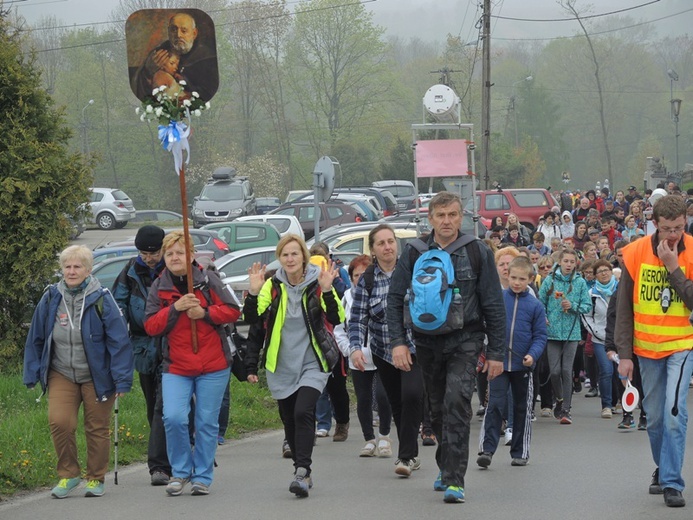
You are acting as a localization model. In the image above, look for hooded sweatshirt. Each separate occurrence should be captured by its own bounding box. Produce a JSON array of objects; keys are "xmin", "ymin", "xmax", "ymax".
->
[
  {"xmin": 51, "ymin": 276, "xmax": 102, "ymax": 384},
  {"xmin": 559, "ymin": 211, "xmax": 575, "ymax": 239}
]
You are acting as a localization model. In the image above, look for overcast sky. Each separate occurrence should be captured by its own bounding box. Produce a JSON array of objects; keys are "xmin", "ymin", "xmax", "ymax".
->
[{"xmin": 14, "ymin": 0, "xmax": 692, "ymax": 43}]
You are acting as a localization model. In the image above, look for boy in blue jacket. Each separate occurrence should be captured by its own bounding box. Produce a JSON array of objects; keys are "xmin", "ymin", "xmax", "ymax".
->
[{"xmin": 477, "ymin": 256, "xmax": 548, "ymax": 467}]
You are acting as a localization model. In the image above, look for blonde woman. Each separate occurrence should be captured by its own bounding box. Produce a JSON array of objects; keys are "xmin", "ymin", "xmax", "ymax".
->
[{"xmin": 24, "ymin": 245, "xmax": 133, "ymax": 499}]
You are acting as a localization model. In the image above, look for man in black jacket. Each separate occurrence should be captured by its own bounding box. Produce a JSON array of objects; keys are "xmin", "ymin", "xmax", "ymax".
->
[
  {"xmin": 112, "ymin": 225, "xmax": 170, "ymax": 485},
  {"xmin": 387, "ymin": 192, "xmax": 506, "ymax": 504}
]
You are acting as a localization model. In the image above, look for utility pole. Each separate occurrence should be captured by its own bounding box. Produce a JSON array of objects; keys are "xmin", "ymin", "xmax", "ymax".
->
[{"xmin": 481, "ymin": 0, "xmax": 492, "ymax": 190}]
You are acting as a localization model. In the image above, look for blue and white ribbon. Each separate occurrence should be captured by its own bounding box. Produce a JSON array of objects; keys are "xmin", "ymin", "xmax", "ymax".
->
[{"xmin": 158, "ymin": 120, "xmax": 190, "ymax": 175}]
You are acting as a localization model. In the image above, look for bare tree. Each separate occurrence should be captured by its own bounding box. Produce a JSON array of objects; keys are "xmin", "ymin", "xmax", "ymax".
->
[
  {"xmin": 28, "ymin": 15, "xmax": 65, "ymax": 94},
  {"xmin": 562, "ymin": 0, "xmax": 613, "ymax": 189}
]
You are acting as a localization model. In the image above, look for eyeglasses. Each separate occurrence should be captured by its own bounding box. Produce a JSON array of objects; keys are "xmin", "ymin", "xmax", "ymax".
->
[
  {"xmin": 658, "ymin": 226, "xmax": 685, "ymax": 235},
  {"xmin": 540, "ymin": 265, "xmax": 552, "ymax": 270},
  {"xmin": 595, "ymin": 269, "xmax": 612, "ymax": 275}
]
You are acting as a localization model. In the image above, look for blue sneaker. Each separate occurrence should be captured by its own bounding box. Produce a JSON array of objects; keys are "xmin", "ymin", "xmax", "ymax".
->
[
  {"xmin": 444, "ymin": 485, "xmax": 465, "ymax": 503},
  {"xmin": 84, "ymin": 479, "xmax": 104, "ymax": 497},
  {"xmin": 433, "ymin": 471, "xmax": 446, "ymax": 491},
  {"xmin": 51, "ymin": 477, "xmax": 81, "ymax": 499}
]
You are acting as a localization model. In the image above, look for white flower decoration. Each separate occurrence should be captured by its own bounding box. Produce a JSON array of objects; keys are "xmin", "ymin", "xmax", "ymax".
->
[
  {"xmin": 192, "ymin": 91, "xmax": 199, "ymax": 99},
  {"xmin": 145, "ymin": 105, "xmax": 153, "ymax": 113},
  {"xmin": 183, "ymin": 99, "xmax": 192, "ymax": 107},
  {"xmin": 194, "ymin": 109, "xmax": 202, "ymax": 117},
  {"xmin": 179, "ymin": 80, "xmax": 187, "ymax": 86},
  {"xmin": 205, "ymin": 102, "xmax": 211, "ymax": 109}
]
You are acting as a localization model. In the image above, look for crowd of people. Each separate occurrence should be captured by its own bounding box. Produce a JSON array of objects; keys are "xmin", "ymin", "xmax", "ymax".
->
[{"xmin": 22, "ymin": 183, "xmax": 693, "ymax": 509}]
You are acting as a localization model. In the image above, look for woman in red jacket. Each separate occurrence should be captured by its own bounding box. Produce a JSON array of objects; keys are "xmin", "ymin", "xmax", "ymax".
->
[{"xmin": 145, "ymin": 231, "xmax": 241, "ymax": 497}]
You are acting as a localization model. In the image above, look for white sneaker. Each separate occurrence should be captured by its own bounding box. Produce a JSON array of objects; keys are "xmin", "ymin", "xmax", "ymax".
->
[
  {"xmin": 315, "ymin": 429, "xmax": 329, "ymax": 437},
  {"xmin": 394, "ymin": 458, "xmax": 414, "ymax": 477},
  {"xmin": 360, "ymin": 440, "xmax": 377, "ymax": 457},
  {"xmin": 377, "ymin": 436, "xmax": 392, "ymax": 458},
  {"xmin": 504, "ymin": 428, "xmax": 513, "ymax": 446}
]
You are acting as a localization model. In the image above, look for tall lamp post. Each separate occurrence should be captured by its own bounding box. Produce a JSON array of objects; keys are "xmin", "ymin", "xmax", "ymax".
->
[
  {"xmin": 667, "ymin": 70, "xmax": 680, "ymax": 173},
  {"xmin": 511, "ymin": 75, "xmax": 532, "ymax": 147},
  {"xmin": 81, "ymin": 99, "xmax": 94, "ymax": 154},
  {"xmin": 672, "ymin": 98, "xmax": 682, "ymax": 173}
]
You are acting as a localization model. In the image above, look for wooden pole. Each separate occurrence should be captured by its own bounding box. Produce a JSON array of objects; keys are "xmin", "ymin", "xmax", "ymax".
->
[{"xmin": 179, "ymin": 162, "xmax": 198, "ymax": 354}]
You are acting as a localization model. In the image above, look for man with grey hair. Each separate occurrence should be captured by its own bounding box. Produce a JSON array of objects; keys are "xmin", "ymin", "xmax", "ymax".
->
[
  {"xmin": 134, "ymin": 12, "xmax": 218, "ymax": 101},
  {"xmin": 572, "ymin": 197, "xmax": 590, "ymax": 223}
]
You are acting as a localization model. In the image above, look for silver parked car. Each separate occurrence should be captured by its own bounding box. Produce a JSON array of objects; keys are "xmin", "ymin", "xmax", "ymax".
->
[{"xmin": 88, "ymin": 187, "xmax": 136, "ymax": 230}]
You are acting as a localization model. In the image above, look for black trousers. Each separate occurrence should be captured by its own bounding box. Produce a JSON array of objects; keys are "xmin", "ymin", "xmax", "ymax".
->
[
  {"xmin": 417, "ymin": 338, "xmax": 482, "ymax": 489},
  {"xmin": 373, "ymin": 355, "xmax": 423, "ymax": 461},
  {"xmin": 278, "ymin": 387, "xmax": 321, "ymax": 475},
  {"xmin": 325, "ymin": 356, "xmax": 350, "ymax": 425},
  {"xmin": 145, "ymin": 371, "xmax": 171, "ymax": 476},
  {"xmin": 352, "ymin": 370, "xmax": 392, "ymax": 440}
]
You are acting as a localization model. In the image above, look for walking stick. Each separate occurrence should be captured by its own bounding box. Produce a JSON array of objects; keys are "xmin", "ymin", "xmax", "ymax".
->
[{"xmin": 114, "ymin": 396, "xmax": 120, "ymax": 485}]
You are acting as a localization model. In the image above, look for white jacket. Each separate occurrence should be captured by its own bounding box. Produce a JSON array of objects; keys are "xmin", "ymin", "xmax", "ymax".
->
[
  {"xmin": 580, "ymin": 287, "xmax": 611, "ymax": 344},
  {"xmin": 334, "ymin": 288, "xmax": 376, "ymax": 370}
]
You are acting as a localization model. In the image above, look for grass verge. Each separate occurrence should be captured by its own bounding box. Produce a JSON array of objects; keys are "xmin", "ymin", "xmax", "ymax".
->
[{"xmin": 0, "ymin": 370, "xmax": 281, "ymax": 500}]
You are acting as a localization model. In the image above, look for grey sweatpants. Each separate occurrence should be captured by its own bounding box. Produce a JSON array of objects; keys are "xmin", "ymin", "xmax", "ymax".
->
[{"xmin": 546, "ymin": 340, "xmax": 578, "ymax": 412}]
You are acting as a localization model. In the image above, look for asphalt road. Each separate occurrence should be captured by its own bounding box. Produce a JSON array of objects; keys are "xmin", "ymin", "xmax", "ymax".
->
[
  {"xmin": 3, "ymin": 388, "xmax": 692, "ymax": 519},
  {"xmin": 74, "ymin": 226, "xmax": 141, "ymax": 250}
]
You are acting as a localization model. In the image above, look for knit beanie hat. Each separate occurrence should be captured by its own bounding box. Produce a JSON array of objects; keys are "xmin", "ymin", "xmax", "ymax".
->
[{"xmin": 135, "ymin": 225, "xmax": 165, "ymax": 252}]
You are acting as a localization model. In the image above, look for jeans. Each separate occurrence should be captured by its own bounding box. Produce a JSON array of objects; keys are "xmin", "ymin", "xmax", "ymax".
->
[
  {"xmin": 315, "ymin": 389, "xmax": 332, "ymax": 431},
  {"xmin": 162, "ymin": 368, "xmax": 230, "ymax": 486},
  {"xmin": 592, "ymin": 342, "xmax": 613, "ymax": 409},
  {"xmin": 638, "ymin": 351, "xmax": 693, "ymax": 492},
  {"xmin": 218, "ymin": 382, "xmax": 231, "ymax": 438}
]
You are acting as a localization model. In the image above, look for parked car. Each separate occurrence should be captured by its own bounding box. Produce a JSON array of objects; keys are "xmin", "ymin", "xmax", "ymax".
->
[
  {"xmin": 201, "ymin": 221, "xmax": 281, "ymax": 252},
  {"xmin": 326, "ymin": 228, "xmax": 419, "ymax": 256},
  {"xmin": 130, "ymin": 210, "xmax": 184, "ymax": 225},
  {"xmin": 92, "ymin": 246, "xmax": 139, "ymax": 266},
  {"xmin": 293, "ymin": 192, "xmax": 382, "ymax": 221},
  {"xmin": 235, "ymin": 214, "xmax": 305, "ymax": 240},
  {"xmin": 465, "ymin": 188, "xmax": 557, "ymax": 230},
  {"xmin": 385, "ymin": 209, "xmax": 490, "ymax": 238},
  {"xmin": 333, "ymin": 187, "xmax": 398, "ymax": 217},
  {"xmin": 255, "ymin": 197, "xmax": 281, "ymax": 215},
  {"xmin": 214, "ymin": 246, "xmax": 277, "ymax": 301},
  {"xmin": 270, "ymin": 201, "xmax": 361, "ymax": 240},
  {"xmin": 372, "ymin": 180, "xmax": 418, "ymax": 210},
  {"xmin": 88, "ymin": 187, "xmax": 136, "ymax": 230},
  {"xmin": 97, "ymin": 229, "xmax": 230, "ymax": 261},
  {"xmin": 191, "ymin": 167, "xmax": 256, "ymax": 227},
  {"xmin": 266, "ymin": 251, "xmax": 359, "ymax": 275},
  {"xmin": 285, "ymin": 190, "xmax": 311, "ymax": 203},
  {"xmin": 92, "ymin": 255, "xmax": 137, "ymax": 290}
]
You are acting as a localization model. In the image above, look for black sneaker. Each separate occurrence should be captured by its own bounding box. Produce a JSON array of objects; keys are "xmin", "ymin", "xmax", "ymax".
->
[
  {"xmin": 663, "ymin": 488, "xmax": 686, "ymax": 507},
  {"xmin": 476, "ymin": 452, "xmax": 493, "ymax": 468},
  {"xmin": 282, "ymin": 439, "xmax": 292, "ymax": 459},
  {"xmin": 559, "ymin": 411, "xmax": 573, "ymax": 425},
  {"xmin": 476, "ymin": 405, "xmax": 486, "ymax": 417},
  {"xmin": 618, "ymin": 413, "xmax": 635, "ymax": 430},
  {"xmin": 664, "ymin": 488, "xmax": 686, "ymax": 507},
  {"xmin": 573, "ymin": 379, "xmax": 582, "ymax": 393},
  {"xmin": 638, "ymin": 414, "xmax": 647, "ymax": 431},
  {"xmin": 650, "ymin": 468, "xmax": 663, "ymax": 495},
  {"xmin": 553, "ymin": 400, "xmax": 563, "ymax": 420}
]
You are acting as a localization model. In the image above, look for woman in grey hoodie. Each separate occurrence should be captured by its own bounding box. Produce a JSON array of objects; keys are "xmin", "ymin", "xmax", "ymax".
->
[{"xmin": 243, "ymin": 234, "xmax": 344, "ymax": 498}]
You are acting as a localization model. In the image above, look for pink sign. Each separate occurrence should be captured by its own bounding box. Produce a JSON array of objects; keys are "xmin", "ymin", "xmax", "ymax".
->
[{"xmin": 415, "ymin": 139, "xmax": 469, "ymax": 178}]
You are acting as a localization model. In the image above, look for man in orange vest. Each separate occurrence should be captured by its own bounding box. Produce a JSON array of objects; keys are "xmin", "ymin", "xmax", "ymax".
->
[{"xmin": 615, "ymin": 195, "xmax": 693, "ymax": 508}]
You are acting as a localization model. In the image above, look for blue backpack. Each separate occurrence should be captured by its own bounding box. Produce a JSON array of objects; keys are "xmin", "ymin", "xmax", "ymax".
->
[{"xmin": 404, "ymin": 235, "xmax": 478, "ymax": 335}]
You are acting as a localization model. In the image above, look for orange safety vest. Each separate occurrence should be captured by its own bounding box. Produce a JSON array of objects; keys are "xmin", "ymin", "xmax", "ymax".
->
[{"xmin": 622, "ymin": 234, "xmax": 693, "ymax": 359}]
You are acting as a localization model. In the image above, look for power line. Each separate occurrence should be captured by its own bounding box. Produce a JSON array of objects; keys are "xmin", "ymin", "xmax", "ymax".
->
[
  {"xmin": 491, "ymin": 0, "xmax": 660, "ymax": 23},
  {"xmin": 32, "ymin": 0, "xmax": 377, "ymax": 53},
  {"xmin": 492, "ymin": 6, "xmax": 693, "ymax": 42}
]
